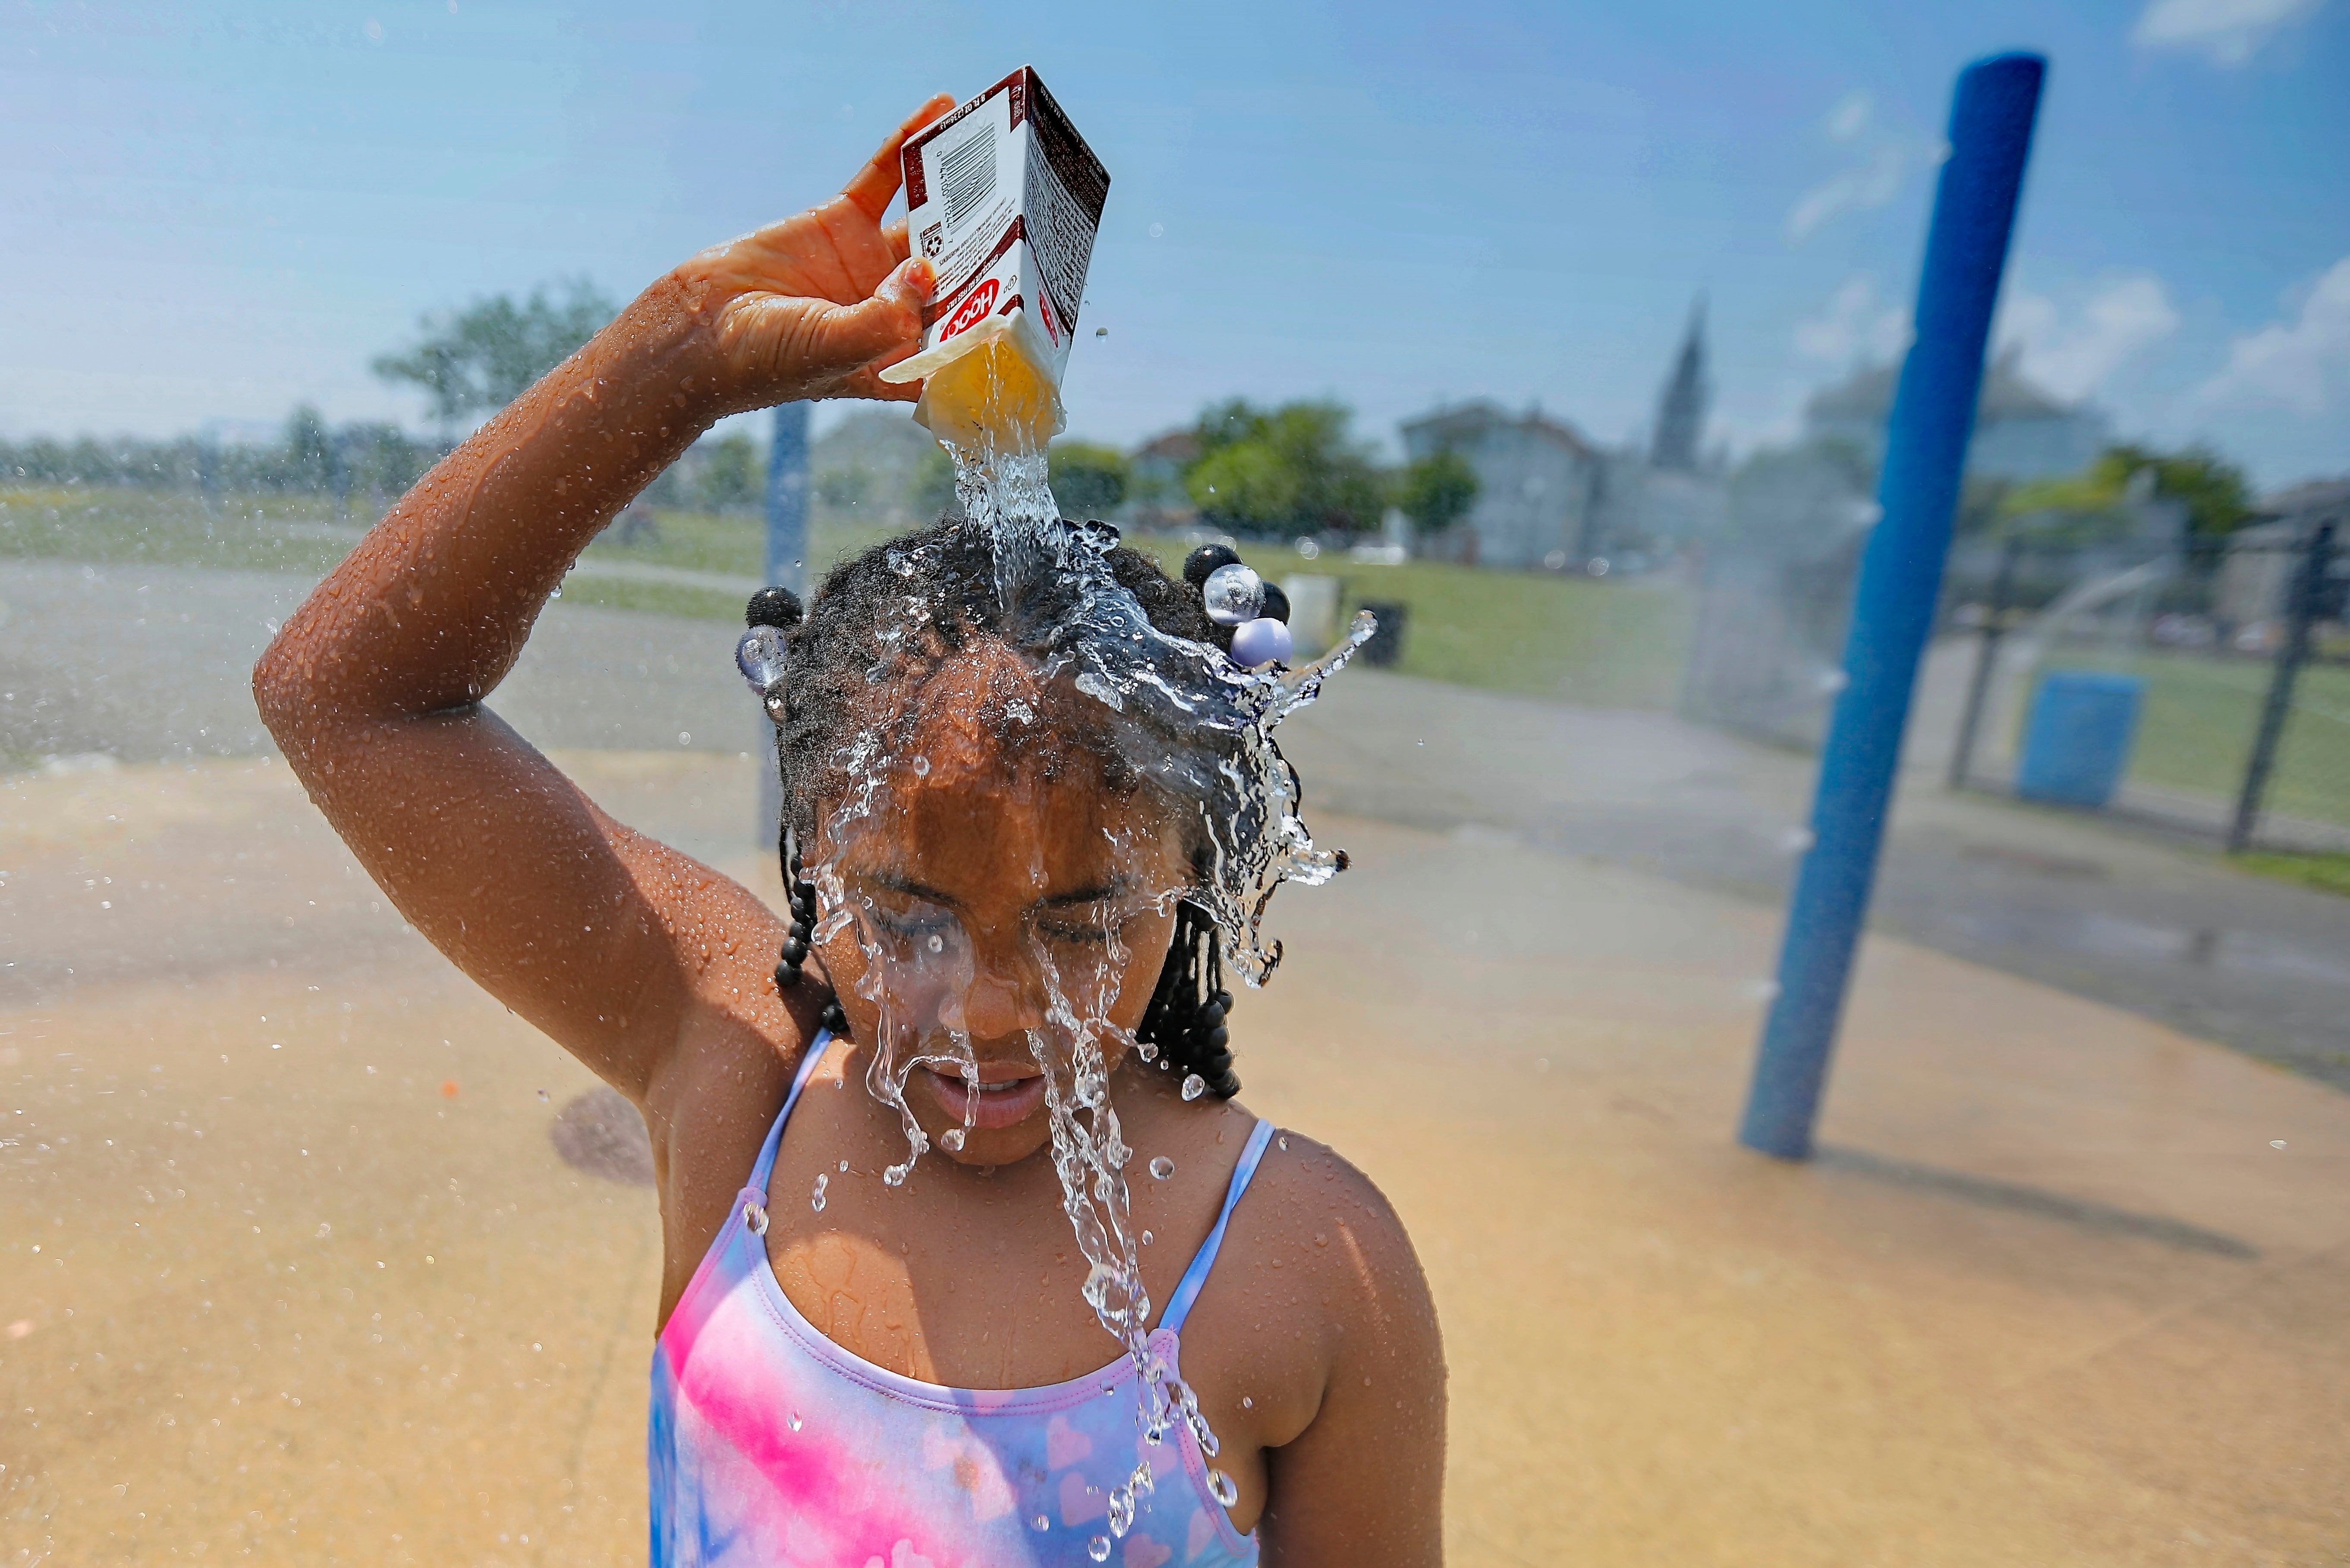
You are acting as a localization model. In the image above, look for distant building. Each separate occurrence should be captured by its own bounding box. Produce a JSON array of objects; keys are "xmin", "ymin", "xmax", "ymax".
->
[
  {"xmin": 1803, "ymin": 348, "xmax": 2109, "ymax": 483},
  {"xmin": 2216, "ymin": 477, "xmax": 2350, "ymax": 630},
  {"xmin": 1648, "ymin": 298, "xmax": 1710, "ymax": 475},
  {"xmin": 1398, "ymin": 402, "xmax": 1601, "ymax": 569},
  {"xmin": 1128, "ymin": 429, "xmax": 1201, "ymax": 525}
]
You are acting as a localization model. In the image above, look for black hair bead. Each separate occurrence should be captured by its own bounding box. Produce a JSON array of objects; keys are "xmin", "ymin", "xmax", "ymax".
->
[
  {"xmin": 1258, "ymin": 580, "xmax": 1290, "ymax": 624},
  {"xmin": 746, "ymin": 586, "xmax": 804, "ymax": 630},
  {"xmin": 774, "ymin": 960, "xmax": 799, "ymax": 991},
  {"xmin": 820, "ymin": 999, "xmax": 848, "ymax": 1035},
  {"xmin": 1183, "ymin": 544, "xmax": 1242, "ymax": 590}
]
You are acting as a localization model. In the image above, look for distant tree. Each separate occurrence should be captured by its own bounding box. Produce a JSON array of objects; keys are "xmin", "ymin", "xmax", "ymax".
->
[
  {"xmin": 912, "ymin": 446, "xmax": 960, "ymax": 520},
  {"xmin": 2001, "ymin": 443, "xmax": 2252, "ymax": 547},
  {"xmin": 1185, "ymin": 399, "xmax": 1384, "ymax": 535},
  {"xmin": 817, "ymin": 465, "xmax": 874, "ymax": 510},
  {"xmin": 282, "ymin": 404, "xmax": 334, "ymax": 492},
  {"xmin": 696, "ymin": 433, "xmax": 763, "ymax": 513},
  {"xmin": 1050, "ymin": 441, "xmax": 1129, "ymax": 517},
  {"xmin": 372, "ymin": 279, "xmax": 617, "ymax": 427},
  {"xmin": 1396, "ymin": 449, "xmax": 1479, "ymax": 534},
  {"xmin": 339, "ymin": 423, "xmax": 434, "ymax": 502}
]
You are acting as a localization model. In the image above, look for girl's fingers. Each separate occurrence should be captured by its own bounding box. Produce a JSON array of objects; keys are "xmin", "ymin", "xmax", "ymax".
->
[
  {"xmin": 882, "ymin": 216, "xmax": 911, "ymax": 264},
  {"xmin": 798, "ymin": 256, "xmax": 932, "ymax": 380},
  {"xmin": 843, "ymin": 92, "xmax": 956, "ymax": 220}
]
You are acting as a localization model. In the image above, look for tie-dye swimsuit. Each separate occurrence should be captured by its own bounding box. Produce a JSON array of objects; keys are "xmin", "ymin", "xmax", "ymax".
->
[{"xmin": 650, "ymin": 1033, "xmax": 1267, "ymax": 1567}]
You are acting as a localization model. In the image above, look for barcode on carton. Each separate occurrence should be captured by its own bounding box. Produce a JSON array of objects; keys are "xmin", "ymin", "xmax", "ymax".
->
[{"xmin": 938, "ymin": 126, "xmax": 998, "ymax": 230}]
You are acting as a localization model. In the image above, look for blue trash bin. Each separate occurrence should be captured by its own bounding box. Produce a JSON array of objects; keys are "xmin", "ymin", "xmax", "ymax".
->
[{"xmin": 2016, "ymin": 670, "xmax": 2144, "ymax": 809}]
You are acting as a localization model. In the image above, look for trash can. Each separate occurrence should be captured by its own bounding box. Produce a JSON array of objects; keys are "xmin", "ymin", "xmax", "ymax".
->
[
  {"xmin": 1356, "ymin": 600, "xmax": 1408, "ymax": 667},
  {"xmin": 2016, "ymin": 671, "xmax": 2144, "ymax": 809}
]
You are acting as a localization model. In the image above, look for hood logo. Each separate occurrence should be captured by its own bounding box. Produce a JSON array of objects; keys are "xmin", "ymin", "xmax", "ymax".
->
[{"xmin": 941, "ymin": 277, "xmax": 1000, "ymax": 340}]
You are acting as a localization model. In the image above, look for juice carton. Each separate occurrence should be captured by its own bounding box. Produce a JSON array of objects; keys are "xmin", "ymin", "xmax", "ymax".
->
[{"xmin": 877, "ymin": 66, "xmax": 1109, "ymax": 452}]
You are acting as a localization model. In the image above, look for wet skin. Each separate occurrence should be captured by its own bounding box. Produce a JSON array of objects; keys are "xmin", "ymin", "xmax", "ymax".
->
[{"xmin": 253, "ymin": 97, "xmax": 1443, "ymax": 1564}]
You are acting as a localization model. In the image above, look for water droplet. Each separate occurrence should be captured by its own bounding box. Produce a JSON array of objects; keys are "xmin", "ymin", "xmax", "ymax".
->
[
  {"xmin": 736, "ymin": 625, "xmax": 789, "ymax": 690},
  {"xmin": 1107, "ymin": 1484, "xmax": 1134, "ymax": 1535},
  {"xmin": 535, "ymin": 1088, "xmax": 548, "ymax": 1102},
  {"xmin": 1207, "ymin": 1469, "xmax": 1238, "ymax": 1507},
  {"xmin": 941, "ymin": 1128, "xmax": 965, "ymax": 1152},
  {"xmin": 810, "ymin": 1174, "xmax": 827, "ymax": 1213},
  {"xmin": 788, "ymin": 1411, "xmax": 803, "ymax": 1431},
  {"xmin": 1088, "ymin": 1536, "xmax": 1111, "ymax": 1562},
  {"xmin": 2271, "ymin": 1139, "xmax": 2287, "ymax": 1150},
  {"xmin": 926, "ymin": 933, "xmax": 944, "ymax": 953},
  {"xmin": 1034, "ymin": 1514, "xmax": 1050, "ymax": 1532},
  {"xmin": 1241, "ymin": 1395, "xmax": 1252, "ymax": 1408},
  {"xmin": 839, "ymin": 1159, "xmax": 849, "ymax": 1172},
  {"xmin": 1202, "ymin": 563, "xmax": 1264, "ymax": 626},
  {"xmin": 1277, "ymin": 1135, "xmax": 1288, "ymax": 1152},
  {"xmin": 887, "ymin": 548, "xmax": 915, "ymax": 577},
  {"xmin": 1149, "ymin": 1156, "xmax": 1174, "ymax": 1180},
  {"xmin": 1140, "ymin": 1229, "xmax": 1153, "ymax": 1245},
  {"xmin": 742, "ymin": 1201, "xmax": 768, "ymax": 1236},
  {"xmin": 1181, "ymin": 1073, "xmax": 1205, "ymax": 1101},
  {"xmin": 911, "ymin": 754, "xmax": 931, "ymax": 776}
]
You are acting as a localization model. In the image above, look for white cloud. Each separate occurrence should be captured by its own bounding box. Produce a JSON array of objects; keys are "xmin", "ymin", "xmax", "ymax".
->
[
  {"xmin": 1995, "ymin": 273, "xmax": 2180, "ymax": 402},
  {"xmin": 1786, "ymin": 144, "xmax": 1914, "ymax": 244},
  {"xmin": 2131, "ymin": 0, "xmax": 2324, "ymax": 65},
  {"xmin": 1825, "ymin": 91, "xmax": 1872, "ymax": 143},
  {"xmin": 2196, "ymin": 256, "xmax": 2350, "ymax": 412},
  {"xmin": 1785, "ymin": 90, "xmax": 1945, "ymax": 245},
  {"xmin": 1794, "ymin": 276, "xmax": 1913, "ymax": 365}
]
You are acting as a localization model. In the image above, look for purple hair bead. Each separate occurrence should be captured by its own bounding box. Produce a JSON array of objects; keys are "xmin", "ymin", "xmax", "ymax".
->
[{"xmin": 1230, "ymin": 616, "xmax": 1292, "ymax": 669}]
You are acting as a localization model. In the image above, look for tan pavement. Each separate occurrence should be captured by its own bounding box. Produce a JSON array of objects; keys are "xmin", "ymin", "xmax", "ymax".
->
[{"xmin": 3, "ymin": 754, "xmax": 2345, "ymax": 1565}]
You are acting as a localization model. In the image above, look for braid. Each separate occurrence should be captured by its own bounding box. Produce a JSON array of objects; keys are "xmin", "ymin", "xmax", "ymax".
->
[{"xmin": 1135, "ymin": 898, "xmax": 1239, "ymax": 1098}]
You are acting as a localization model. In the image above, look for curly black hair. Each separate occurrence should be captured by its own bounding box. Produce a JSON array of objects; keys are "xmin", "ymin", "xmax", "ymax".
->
[{"xmin": 752, "ymin": 516, "xmax": 1245, "ymax": 1098}]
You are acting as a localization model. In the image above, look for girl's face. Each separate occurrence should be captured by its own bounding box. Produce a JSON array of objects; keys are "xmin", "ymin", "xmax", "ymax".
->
[{"xmin": 811, "ymin": 666, "xmax": 1186, "ymax": 1169}]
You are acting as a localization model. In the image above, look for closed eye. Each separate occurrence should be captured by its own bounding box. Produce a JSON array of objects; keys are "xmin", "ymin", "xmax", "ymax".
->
[{"xmin": 1035, "ymin": 918, "xmax": 1114, "ymax": 946}]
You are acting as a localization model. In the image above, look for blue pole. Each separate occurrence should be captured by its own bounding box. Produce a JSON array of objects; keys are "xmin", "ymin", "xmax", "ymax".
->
[
  {"xmin": 764, "ymin": 401, "xmax": 811, "ymax": 597},
  {"xmin": 1738, "ymin": 53, "xmax": 2045, "ymax": 1160},
  {"xmin": 759, "ymin": 402, "xmax": 811, "ymax": 848}
]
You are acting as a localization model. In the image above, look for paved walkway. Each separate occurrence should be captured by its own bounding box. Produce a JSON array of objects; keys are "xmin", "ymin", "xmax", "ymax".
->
[{"xmin": 3, "ymin": 754, "xmax": 2344, "ymax": 1563}]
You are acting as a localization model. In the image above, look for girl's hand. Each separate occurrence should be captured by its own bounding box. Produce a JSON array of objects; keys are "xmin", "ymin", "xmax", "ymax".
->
[{"xmin": 670, "ymin": 92, "xmax": 956, "ymax": 414}]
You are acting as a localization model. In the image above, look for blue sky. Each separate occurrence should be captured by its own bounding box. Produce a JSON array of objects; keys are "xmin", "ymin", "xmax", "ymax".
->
[{"xmin": 3, "ymin": 0, "xmax": 2345, "ymax": 487}]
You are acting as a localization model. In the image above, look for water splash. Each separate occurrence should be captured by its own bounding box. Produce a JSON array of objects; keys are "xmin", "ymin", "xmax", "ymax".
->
[{"xmin": 941, "ymin": 437, "xmax": 1373, "ymax": 986}]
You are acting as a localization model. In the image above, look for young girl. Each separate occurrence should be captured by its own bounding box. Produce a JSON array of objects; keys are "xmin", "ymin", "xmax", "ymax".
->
[{"xmin": 255, "ymin": 96, "xmax": 1444, "ymax": 1567}]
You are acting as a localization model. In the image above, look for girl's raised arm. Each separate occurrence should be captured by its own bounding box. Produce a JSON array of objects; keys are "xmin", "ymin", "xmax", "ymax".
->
[{"xmin": 253, "ymin": 97, "xmax": 950, "ymax": 1105}]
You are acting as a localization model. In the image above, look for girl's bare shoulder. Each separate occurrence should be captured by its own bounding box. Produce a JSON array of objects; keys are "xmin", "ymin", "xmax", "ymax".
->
[{"xmin": 1236, "ymin": 1125, "xmax": 1425, "ymax": 1285}]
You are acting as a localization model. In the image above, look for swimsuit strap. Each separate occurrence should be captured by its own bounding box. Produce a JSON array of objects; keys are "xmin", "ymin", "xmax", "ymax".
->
[
  {"xmin": 1160, "ymin": 1119, "xmax": 1277, "ymax": 1335},
  {"xmin": 742, "ymin": 1030, "xmax": 834, "ymax": 1202}
]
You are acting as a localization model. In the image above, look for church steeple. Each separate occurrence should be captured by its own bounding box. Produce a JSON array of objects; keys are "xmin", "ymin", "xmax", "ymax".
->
[{"xmin": 1650, "ymin": 295, "xmax": 1710, "ymax": 474}]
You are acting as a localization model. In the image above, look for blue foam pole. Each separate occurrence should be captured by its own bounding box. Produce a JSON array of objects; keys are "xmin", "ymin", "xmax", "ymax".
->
[
  {"xmin": 1738, "ymin": 53, "xmax": 2045, "ymax": 1160},
  {"xmin": 758, "ymin": 402, "xmax": 811, "ymax": 847},
  {"xmin": 764, "ymin": 401, "xmax": 811, "ymax": 598}
]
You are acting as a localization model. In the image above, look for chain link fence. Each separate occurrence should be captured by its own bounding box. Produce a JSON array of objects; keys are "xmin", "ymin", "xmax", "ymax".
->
[{"xmin": 1946, "ymin": 515, "xmax": 2350, "ymax": 857}]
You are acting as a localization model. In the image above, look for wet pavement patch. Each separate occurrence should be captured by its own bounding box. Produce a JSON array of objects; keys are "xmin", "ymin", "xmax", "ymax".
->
[{"xmin": 551, "ymin": 1086, "xmax": 656, "ymax": 1187}]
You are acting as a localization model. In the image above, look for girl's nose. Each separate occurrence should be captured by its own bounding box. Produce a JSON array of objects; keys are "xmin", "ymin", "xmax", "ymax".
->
[{"xmin": 960, "ymin": 943, "xmax": 1047, "ymax": 1041}]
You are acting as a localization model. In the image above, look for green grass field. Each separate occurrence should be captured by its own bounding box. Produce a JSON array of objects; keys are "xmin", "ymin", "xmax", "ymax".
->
[
  {"xmin": 1119, "ymin": 540, "xmax": 1692, "ymax": 708},
  {"xmin": 3, "ymin": 487, "xmax": 1696, "ymax": 711},
  {"xmin": 2030, "ymin": 649, "xmax": 2350, "ymax": 830}
]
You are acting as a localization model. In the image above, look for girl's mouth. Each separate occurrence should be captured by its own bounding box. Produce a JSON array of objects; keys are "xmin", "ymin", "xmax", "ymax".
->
[{"xmin": 919, "ymin": 1064, "xmax": 1047, "ymax": 1131}]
